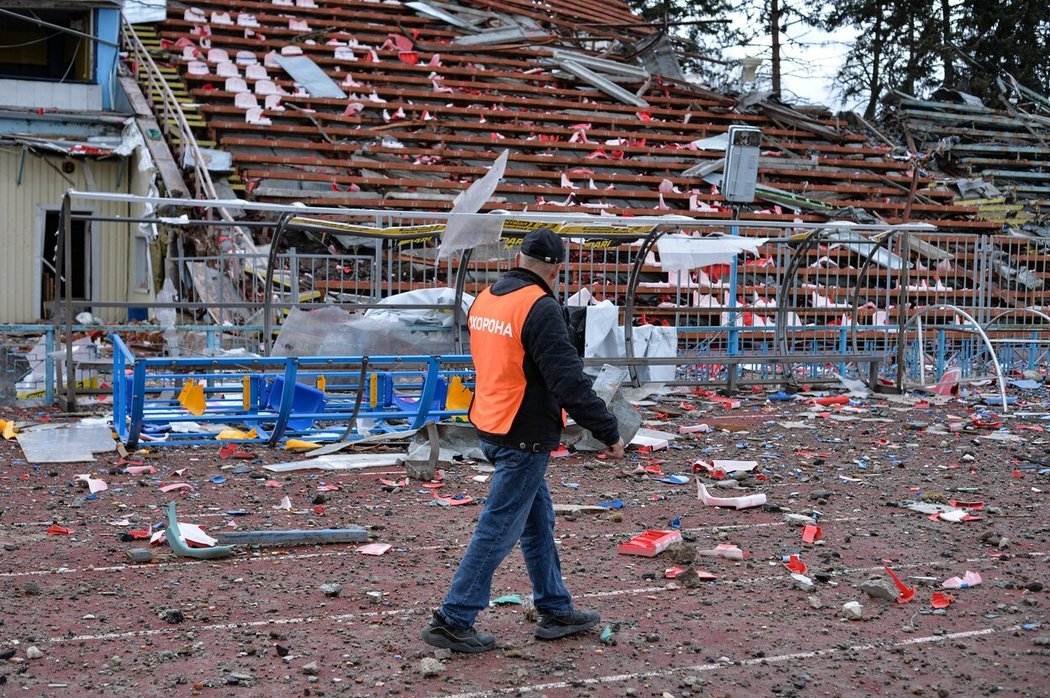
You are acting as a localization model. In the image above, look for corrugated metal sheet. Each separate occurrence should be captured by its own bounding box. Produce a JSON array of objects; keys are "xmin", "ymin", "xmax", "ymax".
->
[{"xmin": 0, "ymin": 149, "xmax": 137, "ymax": 323}]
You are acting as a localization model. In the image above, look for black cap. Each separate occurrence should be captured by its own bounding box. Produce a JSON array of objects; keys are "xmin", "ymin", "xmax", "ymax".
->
[{"xmin": 520, "ymin": 227, "xmax": 564, "ymax": 264}]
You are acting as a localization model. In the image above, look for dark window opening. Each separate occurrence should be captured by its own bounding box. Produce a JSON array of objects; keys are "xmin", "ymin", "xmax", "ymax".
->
[
  {"xmin": 0, "ymin": 9, "xmax": 93, "ymax": 82},
  {"xmin": 41, "ymin": 210, "xmax": 90, "ymax": 319}
]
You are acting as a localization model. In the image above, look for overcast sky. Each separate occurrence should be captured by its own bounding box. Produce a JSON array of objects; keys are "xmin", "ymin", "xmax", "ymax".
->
[{"xmin": 721, "ymin": 12, "xmax": 863, "ymax": 111}]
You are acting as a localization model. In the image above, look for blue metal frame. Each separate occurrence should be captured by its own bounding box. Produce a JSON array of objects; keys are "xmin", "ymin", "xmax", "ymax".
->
[{"xmin": 109, "ymin": 333, "xmax": 473, "ymax": 447}]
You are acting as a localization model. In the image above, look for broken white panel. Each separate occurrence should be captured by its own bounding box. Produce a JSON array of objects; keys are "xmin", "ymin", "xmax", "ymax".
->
[
  {"xmin": 826, "ymin": 226, "xmax": 913, "ymax": 270},
  {"xmin": 182, "ymin": 147, "xmax": 233, "ymax": 172},
  {"xmin": 275, "ymin": 54, "xmax": 346, "ymax": 98},
  {"xmin": 264, "ymin": 454, "xmax": 404, "ymax": 472},
  {"xmin": 407, "ymin": 2, "xmax": 479, "ymax": 31},
  {"xmin": 438, "ymin": 150, "xmax": 509, "ymax": 258},
  {"xmin": 16, "ymin": 423, "xmax": 116, "ymax": 463},
  {"xmin": 630, "ymin": 427, "xmax": 677, "ymax": 450},
  {"xmin": 555, "ymin": 59, "xmax": 649, "ymax": 108},
  {"xmin": 550, "ymin": 49, "xmax": 649, "ymax": 79},
  {"xmin": 454, "ymin": 26, "xmax": 547, "ymax": 46},
  {"xmin": 655, "ymin": 235, "xmax": 766, "ymax": 274}
]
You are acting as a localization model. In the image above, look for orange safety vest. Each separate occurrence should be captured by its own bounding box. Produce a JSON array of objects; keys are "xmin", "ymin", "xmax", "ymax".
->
[{"xmin": 467, "ymin": 284, "xmax": 547, "ymax": 435}]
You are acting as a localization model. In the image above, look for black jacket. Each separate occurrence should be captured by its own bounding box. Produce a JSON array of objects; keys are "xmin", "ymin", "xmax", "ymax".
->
[{"xmin": 472, "ymin": 268, "xmax": 620, "ymax": 451}]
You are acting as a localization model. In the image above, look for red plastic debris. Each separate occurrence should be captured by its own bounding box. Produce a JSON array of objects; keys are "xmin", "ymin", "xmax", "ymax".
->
[
  {"xmin": 884, "ymin": 565, "xmax": 916, "ymax": 603},
  {"xmin": 47, "ymin": 524, "xmax": 72, "ymax": 535},
  {"xmin": 948, "ymin": 500, "xmax": 984, "ymax": 510},
  {"xmin": 218, "ymin": 443, "xmax": 253, "ymax": 459},
  {"xmin": 801, "ymin": 525, "xmax": 823, "ymax": 543},
  {"xmin": 783, "ymin": 555, "xmax": 807, "ymax": 574},
  {"xmin": 971, "ymin": 413, "xmax": 1002, "ymax": 429},
  {"xmin": 811, "ymin": 395, "xmax": 849, "ymax": 406},
  {"xmin": 616, "ymin": 530, "xmax": 683, "ymax": 557},
  {"xmin": 379, "ymin": 478, "xmax": 408, "ymax": 488},
  {"xmin": 128, "ymin": 529, "xmax": 151, "ymax": 540},
  {"xmin": 931, "ymin": 592, "xmax": 954, "ymax": 609}
]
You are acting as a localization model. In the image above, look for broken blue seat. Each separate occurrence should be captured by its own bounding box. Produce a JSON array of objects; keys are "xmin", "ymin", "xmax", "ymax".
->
[{"xmin": 263, "ymin": 376, "xmax": 327, "ymax": 430}]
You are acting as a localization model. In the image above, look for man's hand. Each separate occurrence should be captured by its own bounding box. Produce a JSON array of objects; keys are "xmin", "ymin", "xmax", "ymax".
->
[{"xmin": 603, "ymin": 439, "xmax": 625, "ymax": 460}]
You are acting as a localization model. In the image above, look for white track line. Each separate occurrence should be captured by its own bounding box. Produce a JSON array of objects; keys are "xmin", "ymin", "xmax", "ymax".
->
[
  {"xmin": 26, "ymin": 551, "xmax": 1043, "ymax": 646},
  {"xmin": 0, "ymin": 516, "xmax": 864, "ymax": 579},
  {"xmin": 443, "ymin": 625, "xmax": 1021, "ymax": 698}
]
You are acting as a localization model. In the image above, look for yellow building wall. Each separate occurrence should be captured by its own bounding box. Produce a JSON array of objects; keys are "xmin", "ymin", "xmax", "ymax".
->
[{"xmin": 0, "ymin": 147, "xmax": 154, "ymax": 323}]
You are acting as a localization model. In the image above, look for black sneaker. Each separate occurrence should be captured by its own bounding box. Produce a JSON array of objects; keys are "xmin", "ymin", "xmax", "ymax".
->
[
  {"xmin": 421, "ymin": 611, "xmax": 497, "ymax": 653},
  {"xmin": 535, "ymin": 609, "xmax": 600, "ymax": 640}
]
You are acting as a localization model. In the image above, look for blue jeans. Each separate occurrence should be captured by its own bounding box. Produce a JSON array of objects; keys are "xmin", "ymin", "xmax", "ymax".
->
[{"xmin": 439, "ymin": 440, "xmax": 574, "ymax": 628}]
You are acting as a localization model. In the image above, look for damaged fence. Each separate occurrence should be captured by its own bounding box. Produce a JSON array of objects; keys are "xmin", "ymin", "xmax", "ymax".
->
[
  {"xmin": 12, "ymin": 191, "xmax": 1049, "ymax": 409},
  {"xmin": 111, "ymin": 333, "xmax": 473, "ymax": 447}
]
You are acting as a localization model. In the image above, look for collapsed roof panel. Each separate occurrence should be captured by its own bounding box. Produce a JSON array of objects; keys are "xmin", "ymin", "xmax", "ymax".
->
[{"xmin": 141, "ymin": 0, "xmax": 1011, "ymax": 230}]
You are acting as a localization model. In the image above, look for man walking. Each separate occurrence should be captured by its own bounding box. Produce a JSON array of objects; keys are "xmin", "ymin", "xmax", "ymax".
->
[{"xmin": 422, "ymin": 227, "xmax": 625, "ymax": 653}]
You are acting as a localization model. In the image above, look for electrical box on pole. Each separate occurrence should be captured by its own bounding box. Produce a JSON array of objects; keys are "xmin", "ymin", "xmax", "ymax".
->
[{"xmin": 722, "ymin": 126, "xmax": 761, "ymax": 203}]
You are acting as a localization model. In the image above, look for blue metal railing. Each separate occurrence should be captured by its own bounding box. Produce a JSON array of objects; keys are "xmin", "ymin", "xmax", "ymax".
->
[{"xmin": 109, "ymin": 333, "xmax": 473, "ymax": 447}]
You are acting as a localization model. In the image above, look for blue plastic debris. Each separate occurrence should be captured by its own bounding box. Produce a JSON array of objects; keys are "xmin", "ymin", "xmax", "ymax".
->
[
  {"xmin": 670, "ymin": 515, "xmax": 681, "ymax": 529},
  {"xmin": 210, "ymin": 475, "xmax": 227, "ymax": 485},
  {"xmin": 598, "ymin": 499, "xmax": 624, "ymax": 509},
  {"xmin": 658, "ymin": 474, "xmax": 690, "ymax": 485}
]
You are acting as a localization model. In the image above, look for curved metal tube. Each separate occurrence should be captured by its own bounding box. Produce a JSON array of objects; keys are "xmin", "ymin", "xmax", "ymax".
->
[
  {"xmin": 847, "ymin": 229, "xmax": 903, "ymax": 386},
  {"xmin": 774, "ymin": 231, "xmax": 822, "ymax": 383},
  {"xmin": 262, "ymin": 212, "xmax": 295, "ymax": 356},
  {"xmin": 622, "ymin": 229, "xmax": 664, "ymax": 386},
  {"xmin": 896, "ymin": 304, "xmax": 1009, "ymax": 412},
  {"xmin": 452, "ymin": 248, "xmax": 474, "ymax": 354}
]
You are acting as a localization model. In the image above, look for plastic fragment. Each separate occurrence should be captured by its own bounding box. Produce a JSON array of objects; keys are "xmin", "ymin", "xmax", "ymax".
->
[{"xmin": 884, "ymin": 565, "xmax": 916, "ymax": 603}]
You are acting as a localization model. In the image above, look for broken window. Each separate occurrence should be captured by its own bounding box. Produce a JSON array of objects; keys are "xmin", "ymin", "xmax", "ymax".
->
[
  {"xmin": 0, "ymin": 9, "xmax": 93, "ymax": 82},
  {"xmin": 40, "ymin": 209, "xmax": 92, "ymax": 319}
]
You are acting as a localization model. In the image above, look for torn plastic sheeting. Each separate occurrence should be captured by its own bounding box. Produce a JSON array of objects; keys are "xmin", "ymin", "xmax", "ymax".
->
[
  {"xmin": 697, "ymin": 481, "xmax": 767, "ymax": 509},
  {"xmin": 655, "ymin": 235, "xmax": 766, "ymax": 274},
  {"xmin": 438, "ymin": 214, "xmax": 505, "ymax": 259},
  {"xmin": 15, "ymin": 423, "xmax": 116, "ymax": 463},
  {"xmin": 272, "ymin": 306, "xmax": 459, "ymax": 357},
  {"xmin": 584, "ymin": 301, "xmax": 677, "ymax": 383},
  {"xmin": 405, "ymin": 422, "xmax": 487, "ymax": 462},
  {"xmin": 274, "ymin": 54, "xmax": 346, "ymax": 98},
  {"xmin": 364, "ymin": 287, "xmax": 475, "ymax": 328},
  {"xmin": 438, "ymin": 150, "xmax": 509, "ymax": 258},
  {"xmin": 942, "ymin": 570, "xmax": 982, "ymax": 589},
  {"xmin": 165, "ymin": 502, "xmax": 236, "ymax": 560}
]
